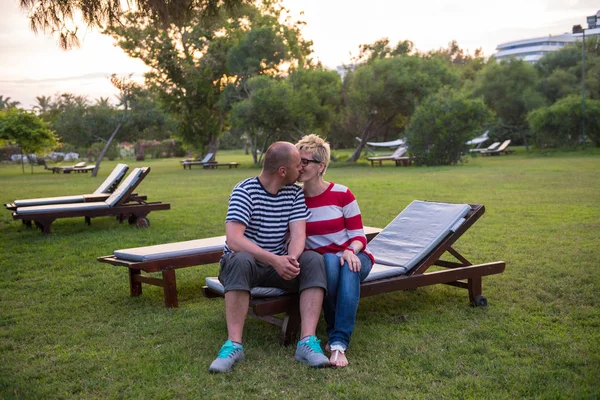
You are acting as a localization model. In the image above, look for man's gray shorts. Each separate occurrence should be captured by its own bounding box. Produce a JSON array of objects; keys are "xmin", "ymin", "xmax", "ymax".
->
[{"xmin": 218, "ymin": 250, "xmax": 326, "ymax": 294}]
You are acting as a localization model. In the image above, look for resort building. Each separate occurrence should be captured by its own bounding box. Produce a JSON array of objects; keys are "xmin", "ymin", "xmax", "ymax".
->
[{"xmin": 494, "ymin": 11, "xmax": 600, "ymax": 64}]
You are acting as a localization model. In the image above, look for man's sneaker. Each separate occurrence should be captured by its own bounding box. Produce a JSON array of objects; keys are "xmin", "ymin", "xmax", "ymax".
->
[
  {"xmin": 294, "ymin": 336, "xmax": 330, "ymax": 368},
  {"xmin": 209, "ymin": 340, "xmax": 244, "ymax": 373}
]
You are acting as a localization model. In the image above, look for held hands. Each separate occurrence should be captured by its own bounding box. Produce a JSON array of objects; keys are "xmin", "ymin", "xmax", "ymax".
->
[
  {"xmin": 273, "ymin": 255, "xmax": 300, "ymax": 280},
  {"xmin": 341, "ymin": 250, "xmax": 361, "ymax": 272}
]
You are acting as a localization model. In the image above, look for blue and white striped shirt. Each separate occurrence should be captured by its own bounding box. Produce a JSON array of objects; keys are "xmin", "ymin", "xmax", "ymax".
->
[{"xmin": 224, "ymin": 177, "xmax": 310, "ymax": 256}]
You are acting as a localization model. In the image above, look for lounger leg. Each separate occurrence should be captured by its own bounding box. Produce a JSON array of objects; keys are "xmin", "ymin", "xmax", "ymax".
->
[
  {"xmin": 162, "ymin": 270, "xmax": 178, "ymax": 308},
  {"xmin": 36, "ymin": 219, "xmax": 54, "ymax": 233},
  {"xmin": 128, "ymin": 269, "xmax": 142, "ymax": 297},
  {"xmin": 280, "ymin": 307, "xmax": 301, "ymax": 346},
  {"xmin": 468, "ymin": 276, "xmax": 485, "ymax": 306}
]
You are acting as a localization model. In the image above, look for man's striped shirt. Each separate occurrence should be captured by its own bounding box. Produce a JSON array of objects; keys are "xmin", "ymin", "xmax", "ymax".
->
[
  {"xmin": 224, "ymin": 177, "xmax": 310, "ymax": 256},
  {"xmin": 304, "ymin": 182, "xmax": 374, "ymax": 264}
]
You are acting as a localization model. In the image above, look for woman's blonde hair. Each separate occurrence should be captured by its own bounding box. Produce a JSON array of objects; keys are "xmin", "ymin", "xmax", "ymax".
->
[{"xmin": 295, "ymin": 134, "xmax": 331, "ymax": 176}]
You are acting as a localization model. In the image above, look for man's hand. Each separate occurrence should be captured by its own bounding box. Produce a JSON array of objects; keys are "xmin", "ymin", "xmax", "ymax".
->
[{"xmin": 272, "ymin": 255, "xmax": 300, "ymax": 280}]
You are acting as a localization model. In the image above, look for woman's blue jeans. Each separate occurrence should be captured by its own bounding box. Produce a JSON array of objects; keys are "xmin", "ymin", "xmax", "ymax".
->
[{"xmin": 322, "ymin": 252, "xmax": 373, "ymax": 351}]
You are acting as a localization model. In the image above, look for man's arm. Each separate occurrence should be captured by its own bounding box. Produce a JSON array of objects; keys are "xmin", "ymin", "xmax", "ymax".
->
[
  {"xmin": 287, "ymin": 219, "xmax": 306, "ymax": 260},
  {"xmin": 226, "ymin": 221, "xmax": 300, "ymax": 280}
]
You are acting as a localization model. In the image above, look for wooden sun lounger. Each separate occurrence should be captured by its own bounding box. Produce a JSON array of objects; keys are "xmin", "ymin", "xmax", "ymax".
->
[
  {"xmin": 97, "ymin": 227, "xmax": 383, "ymax": 308},
  {"xmin": 202, "ymin": 203, "xmax": 505, "ymax": 345},
  {"xmin": 98, "ymin": 203, "xmax": 504, "ymax": 346},
  {"xmin": 203, "ymin": 162, "xmax": 240, "ymax": 169},
  {"xmin": 49, "ymin": 165, "xmax": 96, "ymax": 174},
  {"xmin": 180, "ymin": 153, "xmax": 215, "ymax": 169},
  {"xmin": 368, "ymin": 147, "xmax": 410, "ymax": 166},
  {"xmin": 481, "ymin": 140, "xmax": 513, "ymax": 156},
  {"xmin": 12, "ymin": 167, "xmax": 169, "ymax": 233},
  {"xmin": 5, "ymin": 164, "xmax": 130, "ymax": 211}
]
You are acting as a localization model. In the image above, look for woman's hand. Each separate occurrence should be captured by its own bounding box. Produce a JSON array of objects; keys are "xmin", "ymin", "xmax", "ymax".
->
[{"xmin": 341, "ymin": 249, "xmax": 361, "ymax": 272}]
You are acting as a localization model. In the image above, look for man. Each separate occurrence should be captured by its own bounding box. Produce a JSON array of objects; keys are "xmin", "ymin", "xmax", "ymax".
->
[{"xmin": 209, "ymin": 141, "xmax": 329, "ymax": 373}]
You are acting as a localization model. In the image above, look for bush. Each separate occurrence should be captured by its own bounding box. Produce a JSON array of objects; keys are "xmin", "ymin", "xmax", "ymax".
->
[
  {"xmin": 407, "ymin": 89, "xmax": 494, "ymax": 165},
  {"xmin": 528, "ymin": 95, "xmax": 600, "ymax": 148}
]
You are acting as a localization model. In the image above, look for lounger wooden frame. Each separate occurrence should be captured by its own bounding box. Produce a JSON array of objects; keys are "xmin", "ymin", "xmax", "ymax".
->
[{"xmin": 13, "ymin": 168, "xmax": 169, "ymax": 233}]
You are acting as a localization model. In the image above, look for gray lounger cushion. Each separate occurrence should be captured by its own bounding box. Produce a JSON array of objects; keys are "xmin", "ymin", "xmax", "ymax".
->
[
  {"xmin": 14, "ymin": 195, "xmax": 85, "ymax": 207},
  {"xmin": 114, "ymin": 236, "xmax": 226, "ymax": 262},
  {"xmin": 16, "ymin": 202, "xmax": 110, "ymax": 214},
  {"xmin": 105, "ymin": 168, "xmax": 145, "ymax": 207},
  {"xmin": 205, "ymin": 277, "xmax": 289, "ymax": 298},
  {"xmin": 93, "ymin": 163, "xmax": 129, "ymax": 194},
  {"xmin": 363, "ymin": 201, "xmax": 470, "ymax": 282}
]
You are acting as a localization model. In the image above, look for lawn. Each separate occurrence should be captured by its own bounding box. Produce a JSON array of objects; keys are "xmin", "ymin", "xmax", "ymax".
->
[{"xmin": 1, "ymin": 148, "xmax": 599, "ymax": 399}]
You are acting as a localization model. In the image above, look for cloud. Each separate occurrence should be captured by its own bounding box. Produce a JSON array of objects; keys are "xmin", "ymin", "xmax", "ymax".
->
[{"xmin": 0, "ymin": 72, "xmax": 143, "ymax": 85}]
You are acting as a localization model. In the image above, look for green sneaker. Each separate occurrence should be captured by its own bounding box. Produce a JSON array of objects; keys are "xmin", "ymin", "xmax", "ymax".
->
[
  {"xmin": 294, "ymin": 336, "xmax": 330, "ymax": 368},
  {"xmin": 209, "ymin": 340, "xmax": 244, "ymax": 373}
]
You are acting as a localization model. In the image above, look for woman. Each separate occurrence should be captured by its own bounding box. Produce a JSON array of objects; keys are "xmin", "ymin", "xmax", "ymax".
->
[{"xmin": 296, "ymin": 134, "xmax": 374, "ymax": 368}]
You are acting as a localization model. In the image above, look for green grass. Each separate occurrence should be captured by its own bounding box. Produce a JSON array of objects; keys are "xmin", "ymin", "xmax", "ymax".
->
[{"xmin": 1, "ymin": 148, "xmax": 599, "ymax": 399}]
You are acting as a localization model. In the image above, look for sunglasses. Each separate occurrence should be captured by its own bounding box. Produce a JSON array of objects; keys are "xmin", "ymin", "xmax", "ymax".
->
[{"xmin": 301, "ymin": 158, "xmax": 321, "ymax": 166}]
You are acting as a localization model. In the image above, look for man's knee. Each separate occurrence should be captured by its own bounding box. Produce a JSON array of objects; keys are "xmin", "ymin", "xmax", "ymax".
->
[
  {"xmin": 298, "ymin": 250, "xmax": 326, "ymax": 290},
  {"xmin": 219, "ymin": 252, "xmax": 257, "ymax": 291}
]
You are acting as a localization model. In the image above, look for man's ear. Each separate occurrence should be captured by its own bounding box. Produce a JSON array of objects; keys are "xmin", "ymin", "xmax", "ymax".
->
[{"xmin": 277, "ymin": 165, "xmax": 287, "ymax": 177}]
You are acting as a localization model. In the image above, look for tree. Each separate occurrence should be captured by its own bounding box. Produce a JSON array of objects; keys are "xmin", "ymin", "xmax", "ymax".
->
[
  {"xmin": 0, "ymin": 108, "xmax": 58, "ymax": 173},
  {"xmin": 106, "ymin": 1, "xmax": 312, "ymax": 156},
  {"xmin": 426, "ymin": 41, "xmax": 486, "ymax": 84},
  {"xmin": 473, "ymin": 59, "xmax": 546, "ymax": 151},
  {"xmin": 351, "ymin": 38, "xmax": 414, "ymax": 64},
  {"xmin": 527, "ymin": 94, "xmax": 600, "ymax": 148},
  {"xmin": 407, "ymin": 89, "xmax": 493, "ymax": 165},
  {"xmin": 32, "ymin": 95, "xmax": 53, "ymax": 115},
  {"xmin": 229, "ymin": 68, "xmax": 341, "ymax": 164},
  {"xmin": 344, "ymin": 55, "xmax": 459, "ymax": 162},
  {"xmin": 20, "ymin": 0, "xmax": 250, "ymax": 49},
  {"xmin": 0, "ymin": 96, "xmax": 21, "ymax": 110}
]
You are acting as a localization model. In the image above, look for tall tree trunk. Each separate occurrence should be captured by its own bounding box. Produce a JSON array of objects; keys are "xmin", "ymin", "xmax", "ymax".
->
[
  {"xmin": 348, "ymin": 117, "xmax": 375, "ymax": 162},
  {"xmin": 92, "ymin": 121, "xmax": 123, "ymax": 177}
]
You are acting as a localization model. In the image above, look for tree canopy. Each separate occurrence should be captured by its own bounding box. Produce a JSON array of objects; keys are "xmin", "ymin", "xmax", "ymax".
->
[
  {"xmin": 0, "ymin": 108, "xmax": 58, "ymax": 172},
  {"xmin": 19, "ymin": 0, "xmax": 250, "ymax": 49}
]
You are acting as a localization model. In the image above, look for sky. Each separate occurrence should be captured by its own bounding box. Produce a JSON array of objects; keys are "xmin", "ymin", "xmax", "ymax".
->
[{"xmin": 0, "ymin": 0, "xmax": 598, "ymax": 109}]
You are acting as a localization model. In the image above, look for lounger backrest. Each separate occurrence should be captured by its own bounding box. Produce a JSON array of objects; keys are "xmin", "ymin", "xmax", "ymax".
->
[
  {"xmin": 74, "ymin": 162, "xmax": 87, "ymax": 168},
  {"xmin": 367, "ymin": 201, "xmax": 471, "ymax": 272},
  {"xmin": 104, "ymin": 167, "xmax": 149, "ymax": 207},
  {"xmin": 93, "ymin": 164, "xmax": 129, "ymax": 194},
  {"xmin": 391, "ymin": 147, "xmax": 407, "ymax": 158},
  {"xmin": 201, "ymin": 152, "xmax": 215, "ymax": 163},
  {"xmin": 496, "ymin": 140, "xmax": 511, "ymax": 151},
  {"xmin": 487, "ymin": 142, "xmax": 501, "ymax": 150}
]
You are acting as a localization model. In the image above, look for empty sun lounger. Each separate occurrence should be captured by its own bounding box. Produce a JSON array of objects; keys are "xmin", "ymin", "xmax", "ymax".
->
[
  {"xmin": 481, "ymin": 140, "xmax": 513, "ymax": 156},
  {"xmin": 48, "ymin": 161, "xmax": 96, "ymax": 174},
  {"xmin": 202, "ymin": 201, "xmax": 505, "ymax": 345},
  {"xmin": 368, "ymin": 147, "xmax": 410, "ymax": 166},
  {"xmin": 12, "ymin": 167, "xmax": 170, "ymax": 233},
  {"xmin": 180, "ymin": 153, "xmax": 215, "ymax": 169},
  {"xmin": 5, "ymin": 164, "xmax": 130, "ymax": 211},
  {"xmin": 97, "ymin": 227, "xmax": 383, "ymax": 308},
  {"xmin": 470, "ymin": 141, "xmax": 500, "ymax": 153}
]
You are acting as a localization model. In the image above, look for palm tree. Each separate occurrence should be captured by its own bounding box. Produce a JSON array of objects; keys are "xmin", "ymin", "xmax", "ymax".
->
[
  {"xmin": 0, "ymin": 96, "xmax": 21, "ymax": 110},
  {"xmin": 95, "ymin": 97, "xmax": 111, "ymax": 107},
  {"xmin": 33, "ymin": 95, "xmax": 52, "ymax": 114}
]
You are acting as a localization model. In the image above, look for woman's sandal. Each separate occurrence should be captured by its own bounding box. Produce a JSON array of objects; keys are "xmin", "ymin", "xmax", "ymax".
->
[{"xmin": 330, "ymin": 344, "xmax": 348, "ymax": 367}]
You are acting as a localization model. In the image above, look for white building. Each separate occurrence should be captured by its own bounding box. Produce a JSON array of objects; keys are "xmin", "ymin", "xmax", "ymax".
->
[{"xmin": 494, "ymin": 11, "xmax": 600, "ymax": 64}]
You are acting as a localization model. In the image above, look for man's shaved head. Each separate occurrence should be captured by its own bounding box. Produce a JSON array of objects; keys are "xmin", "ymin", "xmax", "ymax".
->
[{"xmin": 263, "ymin": 142, "xmax": 298, "ymax": 174}]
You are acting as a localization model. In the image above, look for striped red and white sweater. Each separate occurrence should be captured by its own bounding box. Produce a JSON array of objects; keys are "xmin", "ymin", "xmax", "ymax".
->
[{"xmin": 304, "ymin": 182, "xmax": 375, "ymax": 264}]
